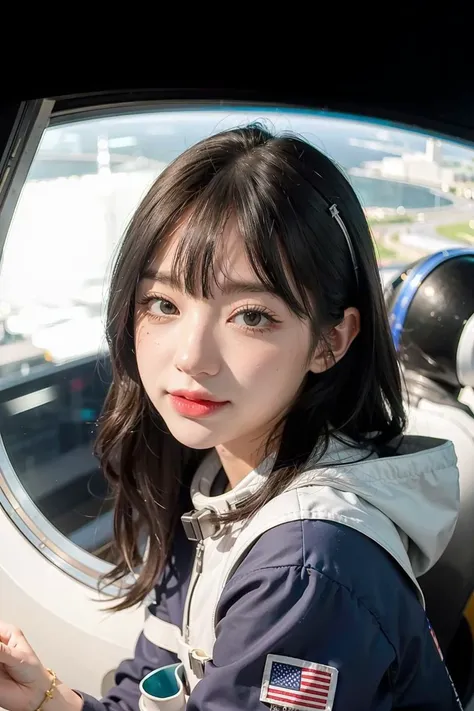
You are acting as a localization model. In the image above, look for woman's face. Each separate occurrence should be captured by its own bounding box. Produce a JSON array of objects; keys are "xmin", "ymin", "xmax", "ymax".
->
[{"xmin": 134, "ymin": 220, "xmax": 323, "ymax": 462}]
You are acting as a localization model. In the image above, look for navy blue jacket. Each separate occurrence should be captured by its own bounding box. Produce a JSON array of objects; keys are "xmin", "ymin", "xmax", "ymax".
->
[{"xmin": 79, "ymin": 519, "xmax": 462, "ymax": 710}]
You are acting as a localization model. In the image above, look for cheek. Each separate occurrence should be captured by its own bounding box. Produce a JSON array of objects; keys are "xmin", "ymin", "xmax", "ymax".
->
[
  {"xmin": 232, "ymin": 338, "xmax": 309, "ymax": 390},
  {"xmin": 134, "ymin": 324, "xmax": 164, "ymax": 376},
  {"xmin": 134, "ymin": 312, "xmax": 147, "ymax": 349},
  {"xmin": 134, "ymin": 323, "xmax": 150, "ymax": 358}
]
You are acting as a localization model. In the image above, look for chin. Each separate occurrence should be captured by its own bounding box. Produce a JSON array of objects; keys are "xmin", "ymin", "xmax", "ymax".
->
[{"xmin": 162, "ymin": 415, "xmax": 225, "ymax": 450}]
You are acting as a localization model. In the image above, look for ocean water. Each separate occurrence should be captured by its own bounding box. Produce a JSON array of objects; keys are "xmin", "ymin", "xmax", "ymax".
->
[
  {"xmin": 350, "ymin": 175, "xmax": 452, "ymax": 209},
  {"xmin": 31, "ymin": 109, "xmax": 462, "ymax": 210}
]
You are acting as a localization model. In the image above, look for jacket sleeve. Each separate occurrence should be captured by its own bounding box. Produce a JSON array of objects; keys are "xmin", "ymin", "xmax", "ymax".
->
[
  {"xmin": 78, "ymin": 596, "xmax": 178, "ymax": 711},
  {"xmin": 186, "ymin": 563, "xmax": 397, "ymax": 711}
]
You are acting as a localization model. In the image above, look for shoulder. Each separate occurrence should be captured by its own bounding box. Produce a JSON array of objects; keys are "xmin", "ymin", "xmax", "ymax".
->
[
  {"xmin": 231, "ymin": 518, "xmax": 411, "ymax": 581},
  {"xmin": 225, "ymin": 519, "xmax": 421, "ymax": 628}
]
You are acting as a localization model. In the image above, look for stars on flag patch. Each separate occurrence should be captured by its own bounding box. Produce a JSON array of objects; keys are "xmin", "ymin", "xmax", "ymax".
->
[{"xmin": 260, "ymin": 654, "xmax": 338, "ymax": 710}]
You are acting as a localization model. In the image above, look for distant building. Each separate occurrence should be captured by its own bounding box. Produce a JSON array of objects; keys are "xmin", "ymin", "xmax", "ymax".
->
[
  {"xmin": 362, "ymin": 138, "xmax": 455, "ymax": 189},
  {"xmin": 425, "ymin": 138, "xmax": 443, "ymax": 164}
]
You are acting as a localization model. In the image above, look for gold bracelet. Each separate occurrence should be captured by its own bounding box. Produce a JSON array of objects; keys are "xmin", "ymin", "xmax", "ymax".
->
[{"xmin": 35, "ymin": 669, "xmax": 57, "ymax": 711}]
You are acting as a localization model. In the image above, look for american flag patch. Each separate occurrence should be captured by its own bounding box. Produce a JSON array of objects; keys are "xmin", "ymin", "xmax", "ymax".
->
[{"xmin": 260, "ymin": 654, "xmax": 338, "ymax": 711}]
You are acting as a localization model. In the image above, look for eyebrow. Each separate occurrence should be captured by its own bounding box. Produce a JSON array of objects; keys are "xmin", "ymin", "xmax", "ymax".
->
[{"xmin": 140, "ymin": 269, "xmax": 272, "ymax": 296}]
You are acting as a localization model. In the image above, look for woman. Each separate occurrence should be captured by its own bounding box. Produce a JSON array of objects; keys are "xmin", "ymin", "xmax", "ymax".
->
[{"xmin": 0, "ymin": 124, "xmax": 462, "ymax": 710}]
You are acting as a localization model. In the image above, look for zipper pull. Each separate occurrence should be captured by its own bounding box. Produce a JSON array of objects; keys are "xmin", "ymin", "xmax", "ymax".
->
[{"xmin": 195, "ymin": 541, "xmax": 204, "ymax": 574}]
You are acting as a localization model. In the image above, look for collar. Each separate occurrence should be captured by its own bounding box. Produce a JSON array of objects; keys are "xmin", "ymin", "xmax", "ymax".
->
[
  {"xmin": 191, "ymin": 449, "xmax": 276, "ymax": 513},
  {"xmin": 181, "ymin": 437, "xmax": 367, "ymax": 542}
]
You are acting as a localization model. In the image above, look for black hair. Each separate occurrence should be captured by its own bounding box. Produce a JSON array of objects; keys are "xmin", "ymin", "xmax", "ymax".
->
[{"xmin": 94, "ymin": 123, "xmax": 406, "ymax": 609}]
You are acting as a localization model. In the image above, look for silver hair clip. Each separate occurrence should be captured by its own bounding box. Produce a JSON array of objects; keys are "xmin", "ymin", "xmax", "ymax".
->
[{"xmin": 329, "ymin": 204, "xmax": 359, "ymax": 288}]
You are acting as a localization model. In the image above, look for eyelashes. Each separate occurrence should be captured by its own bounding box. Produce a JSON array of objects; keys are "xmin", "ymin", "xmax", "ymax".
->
[
  {"xmin": 138, "ymin": 295, "xmax": 178, "ymax": 316},
  {"xmin": 230, "ymin": 305, "xmax": 281, "ymax": 332},
  {"xmin": 137, "ymin": 293, "xmax": 282, "ymax": 334}
]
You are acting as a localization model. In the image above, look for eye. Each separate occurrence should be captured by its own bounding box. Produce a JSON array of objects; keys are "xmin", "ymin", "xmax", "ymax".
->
[
  {"xmin": 233, "ymin": 311, "xmax": 271, "ymax": 328},
  {"xmin": 231, "ymin": 306, "xmax": 280, "ymax": 331},
  {"xmin": 138, "ymin": 294, "xmax": 179, "ymax": 318},
  {"xmin": 149, "ymin": 298, "xmax": 178, "ymax": 316}
]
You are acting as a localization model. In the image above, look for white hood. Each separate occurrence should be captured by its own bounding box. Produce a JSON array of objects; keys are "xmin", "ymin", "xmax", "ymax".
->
[
  {"xmin": 294, "ymin": 434, "xmax": 460, "ymax": 577},
  {"xmin": 192, "ymin": 434, "xmax": 460, "ymax": 580}
]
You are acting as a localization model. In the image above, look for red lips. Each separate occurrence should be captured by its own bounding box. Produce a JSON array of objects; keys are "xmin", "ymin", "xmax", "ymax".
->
[{"xmin": 168, "ymin": 390, "xmax": 229, "ymax": 417}]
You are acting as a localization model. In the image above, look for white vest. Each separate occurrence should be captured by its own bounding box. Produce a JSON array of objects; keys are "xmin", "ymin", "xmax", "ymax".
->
[{"xmin": 139, "ymin": 436, "xmax": 459, "ymax": 710}]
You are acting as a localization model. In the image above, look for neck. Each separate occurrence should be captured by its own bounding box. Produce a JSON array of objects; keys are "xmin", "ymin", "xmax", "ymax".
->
[
  {"xmin": 215, "ymin": 421, "xmax": 283, "ymax": 489},
  {"xmin": 214, "ymin": 444, "xmax": 264, "ymax": 489}
]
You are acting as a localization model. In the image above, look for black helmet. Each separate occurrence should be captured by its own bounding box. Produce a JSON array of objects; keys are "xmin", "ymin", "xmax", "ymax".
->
[{"xmin": 385, "ymin": 248, "xmax": 474, "ymax": 390}]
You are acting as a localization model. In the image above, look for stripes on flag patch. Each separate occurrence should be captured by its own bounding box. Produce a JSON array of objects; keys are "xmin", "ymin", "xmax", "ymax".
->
[{"xmin": 260, "ymin": 654, "xmax": 338, "ymax": 710}]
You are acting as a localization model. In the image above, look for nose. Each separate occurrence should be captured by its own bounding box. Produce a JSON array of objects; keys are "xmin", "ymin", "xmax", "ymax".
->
[{"xmin": 173, "ymin": 312, "xmax": 220, "ymax": 377}]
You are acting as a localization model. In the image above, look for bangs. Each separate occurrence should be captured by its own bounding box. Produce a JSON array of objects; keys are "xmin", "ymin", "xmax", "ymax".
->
[{"xmin": 162, "ymin": 164, "xmax": 314, "ymax": 319}]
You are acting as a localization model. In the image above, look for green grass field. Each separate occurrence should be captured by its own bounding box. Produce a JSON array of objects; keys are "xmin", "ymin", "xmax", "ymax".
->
[
  {"xmin": 367, "ymin": 214, "xmax": 414, "ymax": 226},
  {"xmin": 436, "ymin": 221, "xmax": 474, "ymax": 243}
]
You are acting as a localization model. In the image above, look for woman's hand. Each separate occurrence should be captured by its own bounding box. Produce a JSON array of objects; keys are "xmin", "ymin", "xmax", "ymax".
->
[{"xmin": 0, "ymin": 621, "xmax": 82, "ymax": 711}]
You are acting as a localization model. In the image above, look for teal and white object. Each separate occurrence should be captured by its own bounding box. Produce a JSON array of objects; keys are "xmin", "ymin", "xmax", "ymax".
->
[{"xmin": 139, "ymin": 663, "xmax": 187, "ymax": 711}]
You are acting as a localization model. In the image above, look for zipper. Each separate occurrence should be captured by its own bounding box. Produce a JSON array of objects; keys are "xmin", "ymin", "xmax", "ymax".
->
[{"xmin": 184, "ymin": 540, "xmax": 204, "ymax": 643}]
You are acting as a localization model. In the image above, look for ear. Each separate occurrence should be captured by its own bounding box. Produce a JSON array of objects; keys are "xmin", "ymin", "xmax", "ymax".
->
[{"xmin": 309, "ymin": 307, "xmax": 361, "ymax": 374}]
